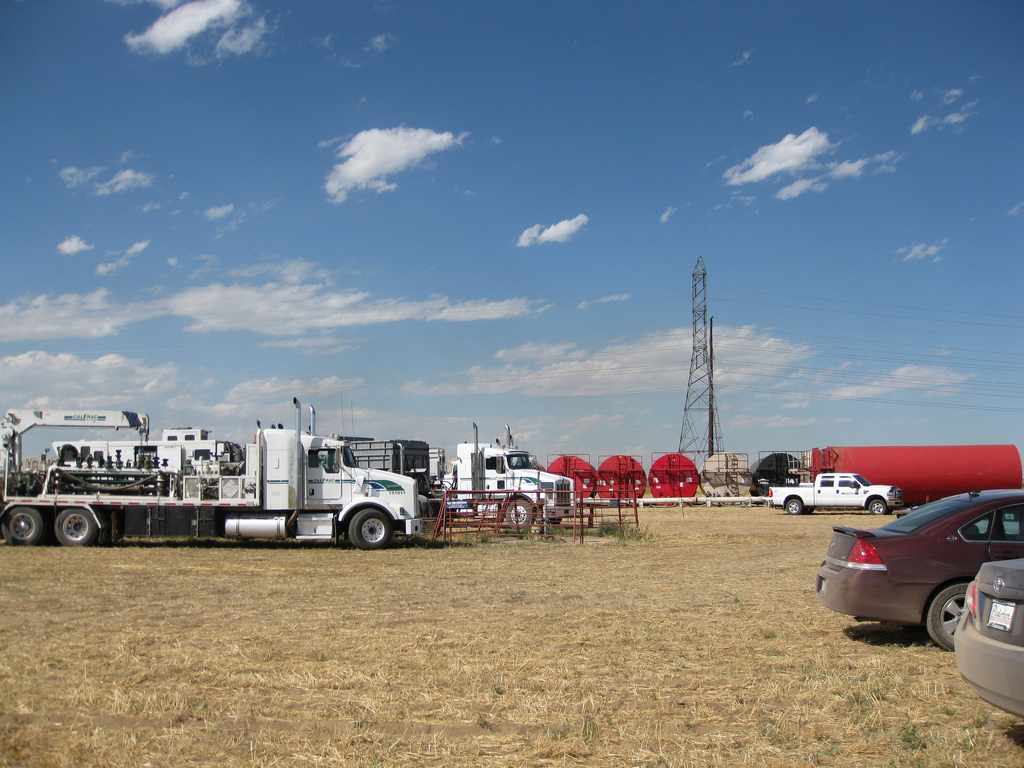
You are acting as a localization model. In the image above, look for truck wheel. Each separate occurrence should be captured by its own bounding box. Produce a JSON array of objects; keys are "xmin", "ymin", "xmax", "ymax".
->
[
  {"xmin": 784, "ymin": 497, "xmax": 804, "ymax": 515},
  {"xmin": 55, "ymin": 508, "xmax": 99, "ymax": 547},
  {"xmin": 504, "ymin": 498, "xmax": 534, "ymax": 529},
  {"xmin": 868, "ymin": 498, "xmax": 889, "ymax": 515},
  {"xmin": 925, "ymin": 583, "xmax": 967, "ymax": 651},
  {"xmin": 2, "ymin": 507, "xmax": 48, "ymax": 546},
  {"xmin": 348, "ymin": 508, "xmax": 394, "ymax": 550}
]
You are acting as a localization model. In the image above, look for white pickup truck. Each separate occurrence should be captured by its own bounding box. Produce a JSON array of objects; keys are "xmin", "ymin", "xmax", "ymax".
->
[{"xmin": 767, "ymin": 473, "xmax": 902, "ymax": 515}]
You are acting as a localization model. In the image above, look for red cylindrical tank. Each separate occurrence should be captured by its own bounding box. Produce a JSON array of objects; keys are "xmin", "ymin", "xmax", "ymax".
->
[
  {"xmin": 597, "ymin": 455, "xmax": 647, "ymax": 499},
  {"xmin": 547, "ymin": 455, "xmax": 597, "ymax": 499},
  {"xmin": 810, "ymin": 445, "xmax": 1022, "ymax": 506},
  {"xmin": 648, "ymin": 453, "xmax": 699, "ymax": 499}
]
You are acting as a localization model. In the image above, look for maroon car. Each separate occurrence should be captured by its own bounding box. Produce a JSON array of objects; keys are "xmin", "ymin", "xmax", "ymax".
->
[{"xmin": 816, "ymin": 490, "xmax": 1024, "ymax": 651}]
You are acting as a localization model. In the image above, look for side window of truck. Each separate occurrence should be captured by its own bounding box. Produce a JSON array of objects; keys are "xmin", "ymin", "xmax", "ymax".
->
[
  {"xmin": 819, "ymin": 477, "xmax": 834, "ymax": 488},
  {"xmin": 308, "ymin": 449, "xmax": 339, "ymax": 473}
]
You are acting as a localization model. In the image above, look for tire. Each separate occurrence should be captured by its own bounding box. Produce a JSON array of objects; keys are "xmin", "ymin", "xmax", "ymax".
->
[
  {"xmin": 504, "ymin": 498, "xmax": 535, "ymax": 529},
  {"xmin": 55, "ymin": 508, "xmax": 100, "ymax": 547},
  {"xmin": 784, "ymin": 497, "xmax": 804, "ymax": 515},
  {"xmin": 925, "ymin": 583, "xmax": 967, "ymax": 651},
  {"xmin": 347, "ymin": 508, "xmax": 394, "ymax": 550},
  {"xmin": 868, "ymin": 498, "xmax": 889, "ymax": 515},
  {"xmin": 1, "ymin": 506, "xmax": 48, "ymax": 546}
]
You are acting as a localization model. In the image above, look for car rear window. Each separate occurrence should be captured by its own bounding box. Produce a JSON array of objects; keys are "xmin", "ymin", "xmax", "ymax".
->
[{"xmin": 881, "ymin": 496, "xmax": 975, "ymax": 533}]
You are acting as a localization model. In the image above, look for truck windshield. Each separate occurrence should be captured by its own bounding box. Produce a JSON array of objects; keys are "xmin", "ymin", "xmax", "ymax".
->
[
  {"xmin": 507, "ymin": 453, "xmax": 533, "ymax": 470},
  {"xmin": 853, "ymin": 475, "xmax": 871, "ymax": 486},
  {"xmin": 342, "ymin": 445, "xmax": 358, "ymax": 468}
]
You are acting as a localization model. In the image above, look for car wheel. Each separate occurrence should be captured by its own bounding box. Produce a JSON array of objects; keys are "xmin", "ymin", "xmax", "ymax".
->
[
  {"xmin": 347, "ymin": 508, "xmax": 394, "ymax": 550},
  {"xmin": 868, "ymin": 498, "xmax": 889, "ymax": 515},
  {"xmin": 55, "ymin": 508, "xmax": 100, "ymax": 547},
  {"xmin": 504, "ymin": 498, "xmax": 535, "ymax": 529},
  {"xmin": 785, "ymin": 497, "xmax": 804, "ymax": 515},
  {"xmin": 1, "ymin": 507, "xmax": 48, "ymax": 546},
  {"xmin": 926, "ymin": 583, "xmax": 967, "ymax": 651}
]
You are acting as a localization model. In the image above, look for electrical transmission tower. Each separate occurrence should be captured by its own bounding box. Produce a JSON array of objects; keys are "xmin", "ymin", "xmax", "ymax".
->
[{"xmin": 678, "ymin": 257, "xmax": 723, "ymax": 466}]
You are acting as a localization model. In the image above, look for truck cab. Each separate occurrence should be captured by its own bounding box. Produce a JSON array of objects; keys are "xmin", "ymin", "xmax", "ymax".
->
[{"xmin": 445, "ymin": 441, "xmax": 574, "ymax": 524}]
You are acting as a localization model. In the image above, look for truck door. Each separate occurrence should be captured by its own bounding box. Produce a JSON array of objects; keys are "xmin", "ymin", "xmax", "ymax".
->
[
  {"xmin": 306, "ymin": 447, "xmax": 343, "ymax": 507},
  {"xmin": 484, "ymin": 455, "xmax": 508, "ymax": 491},
  {"xmin": 835, "ymin": 476, "xmax": 860, "ymax": 504},
  {"xmin": 816, "ymin": 475, "xmax": 838, "ymax": 506}
]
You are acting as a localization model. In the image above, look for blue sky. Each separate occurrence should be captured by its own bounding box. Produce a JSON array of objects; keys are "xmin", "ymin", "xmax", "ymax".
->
[{"xmin": 2, "ymin": 0, "xmax": 1022, "ymax": 469}]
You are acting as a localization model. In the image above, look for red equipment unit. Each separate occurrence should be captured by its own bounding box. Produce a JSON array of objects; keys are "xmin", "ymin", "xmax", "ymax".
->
[
  {"xmin": 547, "ymin": 455, "xmax": 598, "ymax": 499},
  {"xmin": 597, "ymin": 455, "xmax": 647, "ymax": 500},
  {"xmin": 809, "ymin": 445, "xmax": 1022, "ymax": 506},
  {"xmin": 648, "ymin": 453, "xmax": 699, "ymax": 499}
]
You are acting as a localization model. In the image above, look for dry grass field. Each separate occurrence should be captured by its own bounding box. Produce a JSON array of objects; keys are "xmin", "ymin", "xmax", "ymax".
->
[{"xmin": 1, "ymin": 505, "xmax": 1022, "ymax": 767}]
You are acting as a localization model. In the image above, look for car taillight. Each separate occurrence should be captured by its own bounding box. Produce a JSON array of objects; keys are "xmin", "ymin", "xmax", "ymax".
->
[
  {"xmin": 768, "ymin": 488, "xmax": 773, "ymax": 497},
  {"xmin": 847, "ymin": 539, "xmax": 885, "ymax": 569},
  {"xmin": 965, "ymin": 581, "xmax": 981, "ymax": 631}
]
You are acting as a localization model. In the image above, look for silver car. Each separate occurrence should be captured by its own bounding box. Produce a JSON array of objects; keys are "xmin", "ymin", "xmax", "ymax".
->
[{"xmin": 955, "ymin": 557, "xmax": 1024, "ymax": 718}]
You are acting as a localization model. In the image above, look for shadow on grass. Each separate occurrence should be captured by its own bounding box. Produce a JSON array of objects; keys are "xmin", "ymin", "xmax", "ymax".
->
[
  {"xmin": 1004, "ymin": 723, "xmax": 1024, "ymax": 749},
  {"xmin": 842, "ymin": 622, "xmax": 933, "ymax": 648},
  {"xmin": 109, "ymin": 533, "xmax": 463, "ymax": 551}
]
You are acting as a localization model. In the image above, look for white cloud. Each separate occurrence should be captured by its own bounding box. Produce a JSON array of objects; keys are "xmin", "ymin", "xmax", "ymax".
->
[
  {"xmin": 910, "ymin": 116, "xmax": 932, "ymax": 135},
  {"xmin": 95, "ymin": 169, "xmax": 155, "ymax": 195},
  {"xmin": 124, "ymin": 0, "xmax": 267, "ymax": 59},
  {"xmin": 898, "ymin": 238, "xmax": 948, "ymax": 262},
  {"xmin": 776, "ymin": 177, "xmax": 828, "ymax": 200},
  {"xmin": 421, "ymin": 325, "xmax": 813, "ymax": 399},
  {"xmin": 97, "ymin": 240, "xmax": 150, "ymax": 276},
  {"xmin": 806, "ymin": 94, "xmax": 818, "ymax": 104},
  {"xmin": 60, "ymin": 164, "xmax": 154, "ymax": 195},
  {"xmin": 943, "ymin": 89, "xmax": 963, "ymax": 104},
  {"xmin": 1009, "ymin": 201, "xmax": 1024, "ymax": 217},
  {"xmin": 660, "ymin": 206, "xmax": 677, "ymax": 223},
  {"xmin": 225, "ymin": 375, "xmax": 363, "ymax": 403},
  {"xmin": 163, "ymin": 284, "xmax": 540, "ymax": 335},
  {"xmin": 323, "ymin": 127, "xmax": 467, "ymax": 204},
  {"xmin": 725, "ymin": 130, "xmax": 897, "ymax": 200},
  {"xmin": 365, "ymin": 34, "xmax": 394, "ymax": 53},
  {"xmin": 0, "ymin": 351, "xmax": 180, "ymax": 409},
  {"xmin": 203, "ymin": 203, "xmax": 235, "ymax": 220},
  {"xmin": 829, "ymin": 159, "xmax": 869, "ymax": 179},
  {"xmin": 0, "ymin": 289, "xmax": 152, "ymax": 340},
  {"xmin": 732, "ymin": 49, "xmax": 754, "ymax": 66},
  {"xmin": 724, "ymin": 127, "xmax": 835, "ymax": 186},
  {"xmin": 57, "ymin": 235, "xmax": 95, "ymax": 255},
  {"xmin": 0, "ymin": 261, "xmax": 543, "ymax": 341},
  {"xmin": 517, "ymin": 214, "xmax": 589, "ymax": 247},
  {"xmin": 215, "ymin": 15, "xmax": 266, "ymax": 56},
  {"xmin": 577, "ymin": 294, "xmax": 631, "ymax": 310},
  {"xmin": 911, "ymin": 99, "xmax": 979, "ymax": 134},
  {"xmin": 829, "ymin": 364, "xmax": 970, "ymax": 400},
  {"xmin": 59, "ymin": 166, "xmax": 104, "ymax": 189}
]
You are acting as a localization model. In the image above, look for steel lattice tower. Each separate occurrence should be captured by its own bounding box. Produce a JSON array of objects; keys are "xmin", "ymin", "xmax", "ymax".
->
[{"xmin": 678, "ymin": 257, "xmax": 723, "ymax": 465}]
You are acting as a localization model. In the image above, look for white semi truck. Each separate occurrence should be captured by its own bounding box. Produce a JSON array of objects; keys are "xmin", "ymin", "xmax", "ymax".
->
[
  {"xmin": 0, "ymin": 401, "xmax": 424, "ymax": 549},
  {"xmin": 444, "ymin": 424, "xmax": 574, "ymax": 525}
]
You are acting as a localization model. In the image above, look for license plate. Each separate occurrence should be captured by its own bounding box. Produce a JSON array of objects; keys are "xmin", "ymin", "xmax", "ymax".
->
[{"xmin": 988, "ymin": 599, "xmax": 1016, "ymax": 632}]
